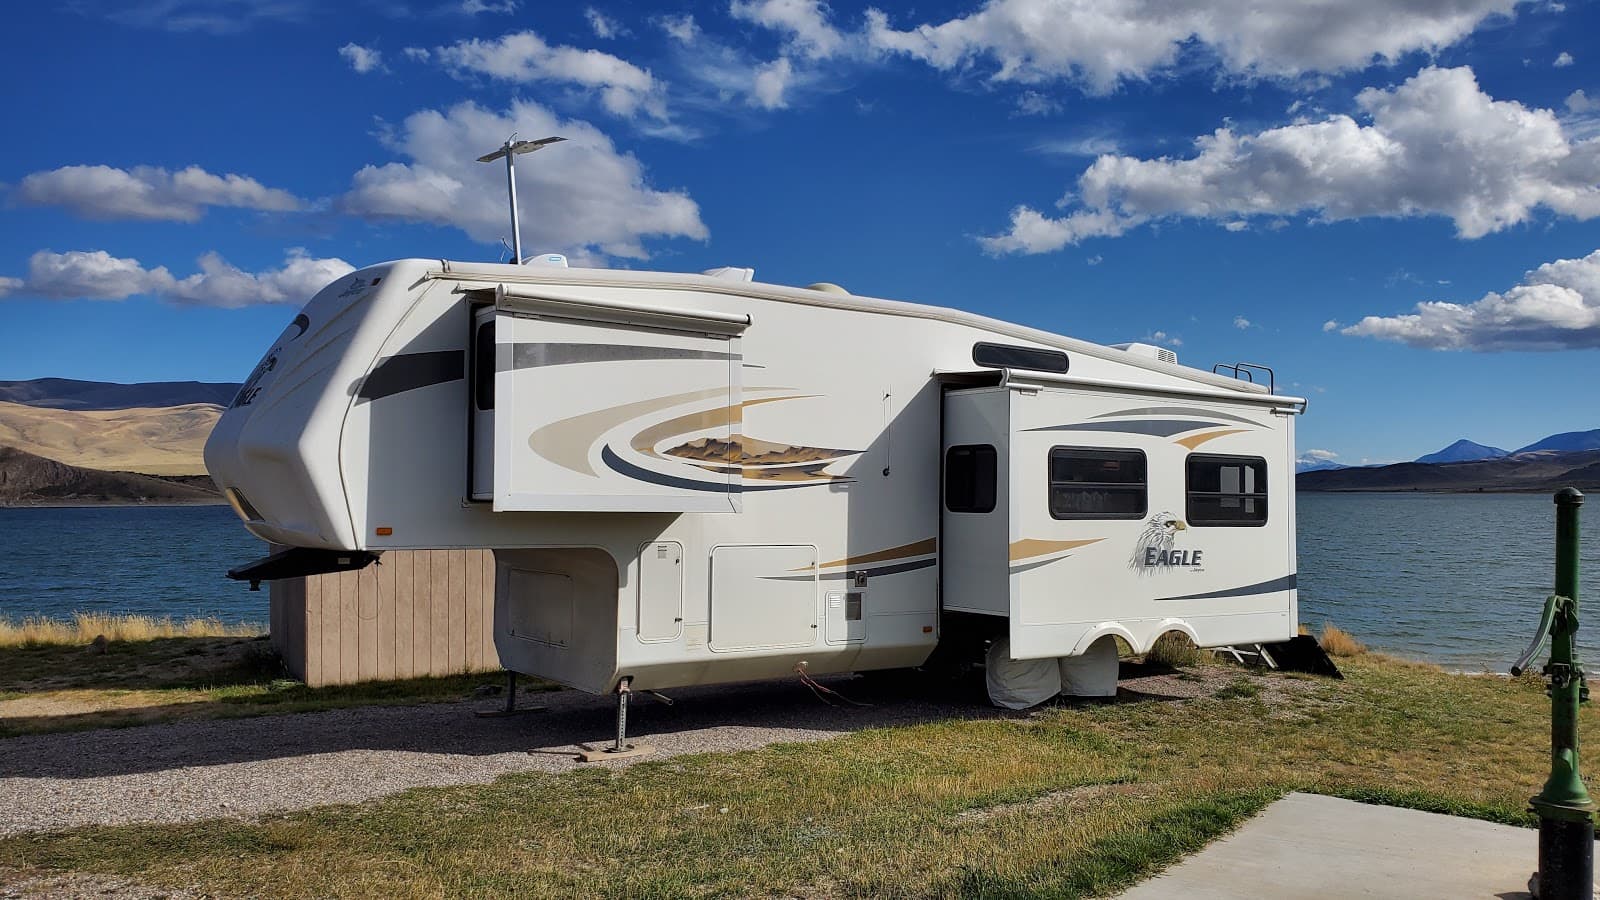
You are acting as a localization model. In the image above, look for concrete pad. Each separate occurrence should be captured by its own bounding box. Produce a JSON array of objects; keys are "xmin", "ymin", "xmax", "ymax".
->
[{"xmin": 1119, "ymin": 792, "xmax": 1543, "ymax": 900}]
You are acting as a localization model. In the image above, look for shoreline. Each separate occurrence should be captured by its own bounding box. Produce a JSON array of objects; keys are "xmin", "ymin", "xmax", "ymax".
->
[{"xmin": 0, "ymin": 498, "xmax": 226, "ymax": 509}]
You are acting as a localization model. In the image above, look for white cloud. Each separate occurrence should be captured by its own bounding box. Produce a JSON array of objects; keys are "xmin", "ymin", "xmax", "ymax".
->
[
  {"xmin": 659, "ymin": 13, "xmax": 699, "ymax": 44},
  {"xmin": 1014, "ymin": 91, "xmax": 1061, "ymax": 116},
  {"xmin": 1301, "ymin": 449, "xmax": 1339, "ymax": 461},
  {"xmin": 403, "ymin": 47, "xmax": 430, "ymax": 62},
  {"xmin": 1145, "ymin": 330, "xmax": 1182, "ymax": 347},
  {"xmin": 1555, "ymin": 51, "xmax": 1575, "ymax": 67},
  {"xmin": 432, "ymin": 30, "xmax": 667, "ymax": 122},
  {"xmin": 1322, "ymin": 319, "xmax": 1341, "ymax": 332},
  {"xmin": 731, "ymin": 0, "xmax": 847, "ymax": 60},
  {"xmin": 339, "ymin": 42, "xmax": 385, "ymax": 74},
  {"xmin": 1342, "ymin": 248, "xmax": 1600, "ymax": 350},
  {"xmin": 750, "ymin": 56, "xmax": 796, "ymax": 109},
  {"xmin": 100, "ymin": 0, "xmax": 311, "ymax": 34},
  {"xmin": 1085, "ymin": 254, "xmax": 1102, "ymax": 266},
  {"xmin": 0, "ymin": 276, "xmax": 24, "ymax": 297},
  {"xmin": 864, "ymin": 0, "xmax": 1521, "ymax": 94},
  {"xmin": 585, "ymin": 7, "xmax": 622, "ymax": 39},
  {"xmin": 1233, "ymin": 316, "xmax": 1252, "ymax": 329},
  {"xmin": 1223, "ymin": 220, "xmax": 1248, "ymax": 232},
  {"xmin": 7, "ymin": 248, "xmax": 352, "ymax": 307},
  {"xmin": 1030, "ymin": 134, "xmax": 1119, "ymax": 156},
  {"xmin": 337, "ymin": 99, "xmax": 707, "ymax": 259},
  {"xmin": 1568, "ymin": 89, "xmax": 1599, "ymax": 113},
  {"xmin": 460, "ymin": 0, "xmax": 516, "ymax": 13},
  {"xmin": 15, "ymin": 164, "xmax": 304, "ymax": 223},
  {"xmin": 981, "ymin": 66, "xmax": 1600, "ymax": 254}
]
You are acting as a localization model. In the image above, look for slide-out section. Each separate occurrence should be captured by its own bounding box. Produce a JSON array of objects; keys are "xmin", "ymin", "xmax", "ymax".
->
[{"xmin": 475, "ymin": 286, "xmax": 749, "ymax": 512}]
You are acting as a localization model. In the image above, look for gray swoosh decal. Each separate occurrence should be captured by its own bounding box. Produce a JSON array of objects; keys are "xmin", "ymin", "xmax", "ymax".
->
[
  {"xmin": 599, "ymin": 445, "xmax": 841, "ymax": 493},
  {"xmin": 499, "ymin": 343, "xmax": 736, "ymax": 371},
  {"xmin": 1092, "ymin": 406, "xmax": 1264, "ymax": 426},
  {"xmin": 1024, "ymin": 419, "xmax": 1232, "ymax": 437},
  {"xmin": 357, "ymin": 350, "xmax": 464, "ymax": 401},
  {"xmin": 1157, "ymin": 574, "xmax": 1297, "ymax": 602}
]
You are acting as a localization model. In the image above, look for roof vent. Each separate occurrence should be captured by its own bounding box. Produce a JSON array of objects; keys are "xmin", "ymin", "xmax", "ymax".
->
[
  {"xmin": 806, "ymin": 282, "xmax": 849, "ymax": 295},
  {"xmin": 525, "ymin": 253, "xmax": 568, "ymax": 267},
  {"xmin": 702, "ymin": 266, "xmax": 755, "ymax": 281},
  {"xmin": 1111, "ymin": 342, "xmax": 1178, "ymax": 365}
]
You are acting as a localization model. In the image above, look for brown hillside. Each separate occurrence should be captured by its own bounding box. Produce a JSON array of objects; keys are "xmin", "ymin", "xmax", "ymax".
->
[
  {"xmin": 0, "ymin": 446, "xmax": 220, "ymax": 506},
  {"xmin": 0, "ymin": 401, "xmax": 218, "ymax": 476}
]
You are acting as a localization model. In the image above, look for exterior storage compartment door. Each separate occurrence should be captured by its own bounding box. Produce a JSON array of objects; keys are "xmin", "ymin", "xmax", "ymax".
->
[{"xmin": 492, "ymin": 286, "xmax": 749, "ymax": 512}]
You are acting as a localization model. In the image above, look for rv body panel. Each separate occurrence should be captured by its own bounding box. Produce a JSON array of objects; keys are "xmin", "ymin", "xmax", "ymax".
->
[
  {"xmin": 942, "ymin": 383, "xmax": 1297, "ymax": 660},
  {"xmin": 207, "ymin": 258, "xmax": 1303, "ymax": 693}
]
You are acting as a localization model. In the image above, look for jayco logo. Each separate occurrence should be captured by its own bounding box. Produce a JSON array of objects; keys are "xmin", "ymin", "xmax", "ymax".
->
[{"xmin": 1128, "ymin": 512, "xmax": 1205, "ymax": 575}]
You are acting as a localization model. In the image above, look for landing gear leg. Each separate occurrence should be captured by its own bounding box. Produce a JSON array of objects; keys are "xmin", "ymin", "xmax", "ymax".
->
[
  {"xmin": 577, "ymin": 677, "xmax": 655, "ymax": 761},
  {"xmin": 475, "ymin": 670, "xmax": 545, "ymax": 718}
]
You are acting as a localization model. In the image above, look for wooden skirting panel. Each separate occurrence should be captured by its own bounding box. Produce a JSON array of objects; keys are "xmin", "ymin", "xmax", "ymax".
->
[{"xmin": 269, "ymin": 549, "xmax": 501, "ymax": 686}]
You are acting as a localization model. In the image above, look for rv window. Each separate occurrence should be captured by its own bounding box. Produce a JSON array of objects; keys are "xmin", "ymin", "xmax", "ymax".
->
[
  {"xmin": 1048, "ymin": 448, "xmax": 1146, "ymax": 519},
  {"xmin": 1186, "ymin": 454, "xmax": 1268, "ymax": 526},
  {"xmin": 972, "ymin": 342, "xmax": 1069, "ymax": 373},
  {"xmin": 474, "ymin": 320, "xmax": 495, "ymax": 411},
  {"xmin": 945, "ymin": 444, "xmax": 997, "ymax": 514}
]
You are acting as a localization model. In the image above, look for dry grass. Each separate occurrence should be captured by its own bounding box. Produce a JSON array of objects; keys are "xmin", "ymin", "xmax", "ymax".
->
[
  {"xmin": 1319, "ymin": 623, "xmax": 1368, "ymax": 658},
  {"xmin": 1144, "ymin": 631, "xmax": 1205, "ymax": 668},
  {"xmin": 0, "ymin": 613, "xmax": 260, "ymax": 648}
]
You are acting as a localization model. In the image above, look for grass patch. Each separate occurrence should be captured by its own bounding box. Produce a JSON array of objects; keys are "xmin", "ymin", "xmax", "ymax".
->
[
  {"xmin": 0, "ymin": 630, "xmax": 542, "ymax": 738},
  {"xmin": 1144, "ymin": 631, "xmax": 1205, "ymax": 668},
  {"xmin": 1320, "ymin": 622, "xmax": 1367, "ymax": 657},
  {"xmin": 0, "ymin": 613, "xmax": 260, "ymax": 648},
  {"xmin": 1213, "ymin": 677, "xmax": 1263, "ymax": 701},
  {"xmin": 0, "ymin": 652, "xmax": 1579, "ymax": 898}
]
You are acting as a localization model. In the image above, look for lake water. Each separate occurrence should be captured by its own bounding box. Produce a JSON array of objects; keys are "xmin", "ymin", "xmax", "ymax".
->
[
  {"xmin": 0, "ymin": 494, "xmax": 1596, "ymax": 669},
  {"xmin": 0, "ymin": 506, "xmax": 267, "ymax": 625},
  {"xmin": 1297, "ymin": 492, "xmax": 1600, "ymax": 671}
]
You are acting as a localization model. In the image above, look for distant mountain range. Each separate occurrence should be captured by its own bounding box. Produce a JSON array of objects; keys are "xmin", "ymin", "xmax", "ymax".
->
[
  {"xmin": 0, "ymin": 378, "xmax": 240, "ymax": 411},
  {"xmin": 1416, "ymin": 439, "xmax": 1508, "ymax": 464},
  {"xmin": 0, "ymin": 446, "xmax": 220, "ymax": 506},
  {"xmin": 1298, "ymin": 448, "xmax": 1600, "ymax": 493}
]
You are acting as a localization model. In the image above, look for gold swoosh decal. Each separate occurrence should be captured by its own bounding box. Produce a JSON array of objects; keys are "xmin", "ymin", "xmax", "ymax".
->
[
  {"xmin": 530, "ymin": 387, "xmax": 764, "ymax": 477},
  {"xmin": 1009, "ymin": 538, "xmax": 1103, "ymax": 562},
  {"xmin": 630, "ymin": 395, "xmax": 810, "ymax": 457},
  {"xmin": 804, "ymin": 537, "xmax": 938, "ymax": 572},
  {"xmin": 1175, "ymin": 429, "xmax": 1248, "ymax": 450}
]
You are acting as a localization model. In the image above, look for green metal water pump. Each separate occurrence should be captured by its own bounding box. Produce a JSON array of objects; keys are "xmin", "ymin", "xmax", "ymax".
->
[{"xmin": 1512, "ymin": 488, "xmax": 1593, "ymax": 900}]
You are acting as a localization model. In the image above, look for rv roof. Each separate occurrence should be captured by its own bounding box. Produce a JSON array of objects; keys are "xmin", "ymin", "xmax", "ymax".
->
[{"xmin": 427, "ymin": 258, "xmax": 1273, "ymax": 395}]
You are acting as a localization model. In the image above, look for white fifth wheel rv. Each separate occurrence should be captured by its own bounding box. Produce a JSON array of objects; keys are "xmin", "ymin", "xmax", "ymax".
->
[{"xmin": 207, "ymin": 258, "xmax": 1306, "ymax": 712}]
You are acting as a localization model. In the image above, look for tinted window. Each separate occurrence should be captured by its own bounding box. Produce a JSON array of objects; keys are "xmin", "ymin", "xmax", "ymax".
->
[
  {"xmin": 972, "ymin": 342, "xmax": 1069, "ymax": 373},
  {"xmin": 1187, "ymin": 454, "xmax": 1268, "ymax": 526},
  {"xmin": 945, "ymin": 444, "xmax": 997, "ymax": 513},
  {"xmin": 1049, "ymin": 448, "xmax": 1146, "ymax": 519},
  {"xmin": 474, "ymin": 320, "xmax": 495, "ymax": 411}
]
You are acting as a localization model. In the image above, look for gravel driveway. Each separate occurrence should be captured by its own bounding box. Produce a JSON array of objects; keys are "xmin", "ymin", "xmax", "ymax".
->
[
  {"xmin": 0, "ymin": 663, "xmax": 1239, "ymax": 838},
  {"xmin": 0, "ymin": 676, "xmax": 997, "ymax": 836}
]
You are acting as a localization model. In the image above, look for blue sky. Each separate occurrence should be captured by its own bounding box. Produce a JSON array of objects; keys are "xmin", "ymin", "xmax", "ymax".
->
[{"xmin": 1, "ymin": 0, "xmax": 1598, "ymax": 466}]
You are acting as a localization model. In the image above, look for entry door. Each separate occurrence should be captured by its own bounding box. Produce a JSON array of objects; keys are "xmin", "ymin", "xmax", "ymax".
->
[
  {"xmin": 940, "ymin": 388, "xmax": 1010, "ymax": 617},
  {"xmin": 470, "ymin": 306, "xmax": 495, "ymax": 500}
]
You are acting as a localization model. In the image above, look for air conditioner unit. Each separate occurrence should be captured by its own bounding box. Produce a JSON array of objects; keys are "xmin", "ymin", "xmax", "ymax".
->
[{"xmin": 1110, "ymin": 342, "xmax": 1178, "ymax": 365}]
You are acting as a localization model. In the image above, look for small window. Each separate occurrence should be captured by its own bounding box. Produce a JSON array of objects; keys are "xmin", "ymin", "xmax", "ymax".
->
[
  {"xmin": 945, "ymin": 444, "xmax": 997, "ymax": 513},
  {"xmin": 474, "ymin": 320, "xmax": 495, "ymax": 411},
  {"xmin": 972, "ymin": 342, "xmax": 1069, "ymax": 373},
  {"xmin": 1187, "ymin": 454, "xmax": 1268, "ymax": 526},
  {"xmin": 1049, "ymin": 448, "xmax": 1146, "ymax": 519}
]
